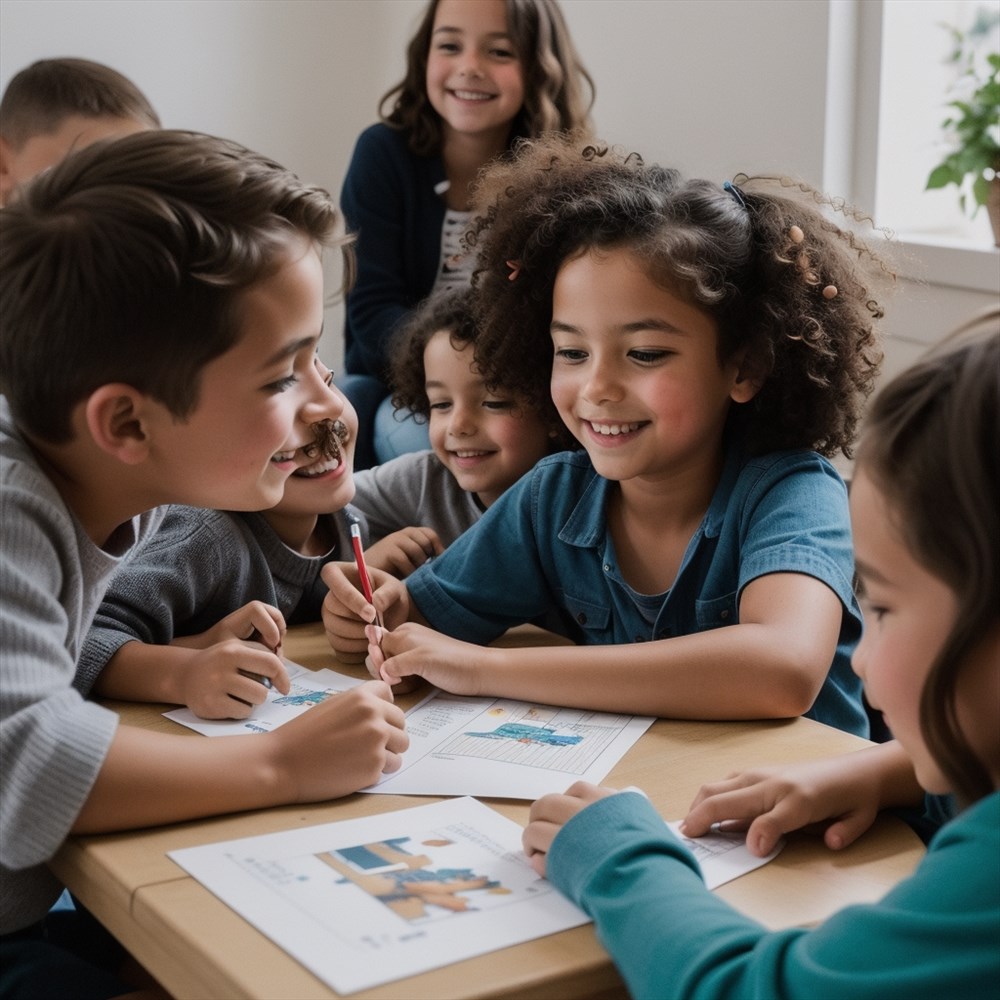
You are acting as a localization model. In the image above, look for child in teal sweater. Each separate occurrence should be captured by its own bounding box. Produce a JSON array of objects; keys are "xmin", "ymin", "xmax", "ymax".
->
[{"xmin": 523, "ymin": 312, "xmax": 1000, "ymax": 999}]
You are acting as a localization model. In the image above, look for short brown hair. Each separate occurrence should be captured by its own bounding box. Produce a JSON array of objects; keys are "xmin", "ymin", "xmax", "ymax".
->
[
  {"xmin": 0, "ymin": 58, "xmax": 160, "ymax": 147},
  {"xmin": 0, "ymin": 130, "xmax": 350, "ymax": 443},
  {"xmin": 380, "ymin": 0, "xmax": 594, "ymax": 157}
]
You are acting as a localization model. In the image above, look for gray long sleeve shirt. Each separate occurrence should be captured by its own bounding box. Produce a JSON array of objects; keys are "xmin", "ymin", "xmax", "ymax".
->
[
  {"xmin": 77, "ymin": 504, "xmax": 368, "ymax": 694},
  {"xmin": 0, "ymin": 398, "xmax": 165, "ymax": 933}
]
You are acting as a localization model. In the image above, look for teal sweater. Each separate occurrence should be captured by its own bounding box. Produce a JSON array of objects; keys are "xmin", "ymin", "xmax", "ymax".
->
[{"xmin": 548, "ymin": 790, "xmax": 1000, "ymax": 999}]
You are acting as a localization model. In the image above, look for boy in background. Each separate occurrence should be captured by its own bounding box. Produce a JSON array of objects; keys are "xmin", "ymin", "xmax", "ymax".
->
[
  {"xmin": 0, "ymin": 56, "xmax": 159, "ymax": 205},
  {"xmin": 0, "ymin": 129, "xmax": 408, "ymax": 998}
]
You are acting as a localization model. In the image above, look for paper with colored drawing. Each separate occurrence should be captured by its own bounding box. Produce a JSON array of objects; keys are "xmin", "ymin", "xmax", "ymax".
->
[
  {"xmin": 363, "ymin": 692, "xmax": 655, "ymax": 800},
  {"xmin": 162, "ymin": 662, "xmax": 364, "ymax": 736},
  {"xmin": 167, "ymin": 796, "xmax": 590, "ymax": 994}
]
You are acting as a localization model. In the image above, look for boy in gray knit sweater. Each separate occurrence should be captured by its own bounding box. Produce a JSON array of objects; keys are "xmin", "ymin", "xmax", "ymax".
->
[
  {"xmin": 77, "ymin": 394, "xmax": 438, "ymax": 720},
  {"xmin": 0, "ymin": 130, "xmax": 408, "ymax": 996}
]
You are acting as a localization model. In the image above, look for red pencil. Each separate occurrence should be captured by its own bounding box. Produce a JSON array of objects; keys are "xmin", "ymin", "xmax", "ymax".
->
[{"xmin": 349, "ymin": 522, "xmax": 384, "ymax": 636}]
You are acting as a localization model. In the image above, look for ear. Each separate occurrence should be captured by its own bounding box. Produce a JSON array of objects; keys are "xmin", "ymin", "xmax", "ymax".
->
[
  {"xmin": 729, "ymin": 351, "xmax": 765, "ymax": 404},
  {"xmin": 83, "ymin": 384, "xmax": 155, "ymax": 465}
]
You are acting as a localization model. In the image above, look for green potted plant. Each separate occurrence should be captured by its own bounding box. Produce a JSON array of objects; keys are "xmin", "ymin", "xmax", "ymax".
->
[{"xmin": 926, "ymin": 14, "xmax": 1000, "ymax": 246}]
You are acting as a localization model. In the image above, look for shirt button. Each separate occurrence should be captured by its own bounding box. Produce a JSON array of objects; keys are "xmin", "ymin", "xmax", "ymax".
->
[
  {"xmin": 720, "ymin": 609, "xmax": 731, "ymax": 620},
  {"xmin": 576, "ymin": 612, "xmax": 587, "ymax": 625},
  {"xmin": 603, "ymin": 564, "xmax": 611, "ymax": 572}
]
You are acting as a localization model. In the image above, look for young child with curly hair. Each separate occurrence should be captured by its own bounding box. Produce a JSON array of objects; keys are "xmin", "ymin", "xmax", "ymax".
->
[
  {"xmin": 348, "ymin": 288, "xmax": 569, "ymax": 578},
  {"xmin": 324, "ymin": 135, "xmax": 893, "ymax": 737},
  {"xmin": 338, "ymin": 0, "xmax": 594, "ymax": 468},
  {"xmin": 524, "ymin": 313, "xmax": 1000, "ymax": 998}
]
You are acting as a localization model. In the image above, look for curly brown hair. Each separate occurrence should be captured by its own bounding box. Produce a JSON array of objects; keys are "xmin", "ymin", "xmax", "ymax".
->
[
  {"xmin": 379, "ymin": 0, "xmax": 594, "ymax": 157},
  {"xmin": 467, "ymin": 135, "xmax": 894, "ymax": 458},
  {"xmin": 388, "ymin": 289, "xmax": 478, "ymax": 419},
  {"xmin": 387, "ymin": 287, "xmax": 575, "ymax": 451}
]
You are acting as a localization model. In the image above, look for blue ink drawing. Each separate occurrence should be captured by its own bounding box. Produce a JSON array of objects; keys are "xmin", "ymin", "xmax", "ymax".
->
[{"xmin": 463, "ymin": 722, "xmax": 582, "ymax": 747}]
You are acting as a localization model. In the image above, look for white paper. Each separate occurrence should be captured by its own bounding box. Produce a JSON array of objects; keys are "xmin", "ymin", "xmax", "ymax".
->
[
  {"xmin": 168, "ymin": 797, "xmax": 590, "ymax": 994},
  {"xmin": 665, "ymin": 820, "xmax": 783, "ymax": 889},
  {"xmin": 163, "ymin": 662, "xmax": 363, "ymax": 736},
  {"xmin": 363, "ymin": 692, "xmax": 655, "ymax": 800}
]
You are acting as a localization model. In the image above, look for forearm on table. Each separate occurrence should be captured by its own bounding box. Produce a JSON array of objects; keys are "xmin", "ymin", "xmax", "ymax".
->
[
  {"xmin": 72, "ymin": 725, "xmax": 283, "ymax": 833},
  {"xmin": 92, "ymin": 640, "xmax": 194, "ymax": 705},
  {"xmin": 475, "ymin": 625, "xmax": 828, "ymax": 719}
]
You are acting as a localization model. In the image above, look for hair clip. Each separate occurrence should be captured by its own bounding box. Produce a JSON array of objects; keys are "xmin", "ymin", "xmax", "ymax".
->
[
  {"xmin": 722, "ymin": 180, "xmax": 747, "ymax": 211},
  {"xmin": 506, "ymin": 259, "xmax": 521, "ymax": 282}
]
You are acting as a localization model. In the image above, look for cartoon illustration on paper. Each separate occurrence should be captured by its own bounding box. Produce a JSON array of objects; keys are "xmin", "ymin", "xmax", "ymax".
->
[{"xmin": 321, "ymin": 835, "xmax": 514, "ymax": 922}]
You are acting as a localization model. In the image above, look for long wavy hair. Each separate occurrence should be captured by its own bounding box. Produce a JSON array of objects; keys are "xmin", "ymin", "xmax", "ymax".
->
[{"xmin": 380, "ymin": 0, "xmax": 594, "ymax": 157}]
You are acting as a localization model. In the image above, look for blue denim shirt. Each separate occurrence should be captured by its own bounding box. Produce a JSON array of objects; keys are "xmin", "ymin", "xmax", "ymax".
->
[{"xmin": 408, "ymin": 446, "xmax": 867, "ymax": 736}]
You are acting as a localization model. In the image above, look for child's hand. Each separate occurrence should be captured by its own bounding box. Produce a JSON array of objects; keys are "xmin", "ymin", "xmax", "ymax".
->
[
  {"xmin": 172, "ymin": 601, "xmax": 285, "ymax": 654},
  {"xmin": 523, "ymin": 782, "xmax": 618, "ymax": 877},
  {"xmin": 364, "ymin": 526, "xmax": 443, "ymax": 578},
  {"xmin": 178, "ymin": 638, "xmax": 290, "ymax": 719},
  {"xmin": 363, "ymin": 622, "xmax": 487, "ymax": 696},
  {"xmin": 680, "ymin": 751, "xmax": 894, "ymax": 858},
  {"xmin": 363, "ymin": 625, "xmax": 423, "ymax": 694},
  {"xmin": 321, "ymin": 562, "xmax": 410, "ymax": 662},
  {"xmin": 268, "ymin": 680, "xmax": 408, "ymax": 800}
]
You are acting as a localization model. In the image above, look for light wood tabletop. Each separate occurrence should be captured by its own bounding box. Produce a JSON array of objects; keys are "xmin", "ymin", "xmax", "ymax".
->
[{"xmin": 51, "ymin": 623, "xmax": 925, "ymax": 1000}]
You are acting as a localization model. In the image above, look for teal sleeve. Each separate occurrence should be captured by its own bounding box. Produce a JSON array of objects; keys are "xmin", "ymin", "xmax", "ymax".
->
[{"xmin": 546, "ymin": 791, "xmax": 1000, "ymax": 1000}]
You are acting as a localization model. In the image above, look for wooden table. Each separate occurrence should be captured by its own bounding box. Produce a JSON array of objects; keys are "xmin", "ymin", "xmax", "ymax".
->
[{"xmin": 51, "ymin": 623, "xmax": 924, "ymax": 999}]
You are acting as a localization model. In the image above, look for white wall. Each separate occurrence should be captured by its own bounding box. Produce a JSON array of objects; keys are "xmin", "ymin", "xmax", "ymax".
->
[{"xmin": 2, "ymin": 0, "xmax": 994, "ymax": 382}]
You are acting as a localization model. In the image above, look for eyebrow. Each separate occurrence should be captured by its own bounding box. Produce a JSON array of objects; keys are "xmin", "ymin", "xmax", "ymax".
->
[
  {"xmin": 432, "ymin": 26, "xmax": 513, "ymax": 39},
  {"xmin": 854, "ymin": 558, "xmax": 892, "ymax": 587},
  {"xmin": 258, "ymin": 336, "xmax": 318, "ymax": 371},
  {"xmin": 550, "ymin": 319, "xmax": 688, "ymax": 336}
]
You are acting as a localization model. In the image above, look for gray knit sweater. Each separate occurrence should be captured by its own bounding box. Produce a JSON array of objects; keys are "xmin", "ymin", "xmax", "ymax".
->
[
  {"xmin": 0, "ymin": 398, "xmax": 165, "ymax": 933},
  {"xmin": 77, "ymin": 504, "xmax": 368, "ymax": 695},
  {"xmin": 351, "ymin": 450, "xmax": 483, "ymax": 547}
]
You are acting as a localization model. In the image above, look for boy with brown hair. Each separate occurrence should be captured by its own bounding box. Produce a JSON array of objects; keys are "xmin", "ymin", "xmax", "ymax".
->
[
  {"xmin": 0, "ymin": 56, "xmax": 160, "ymax": 205},
  {"xmin": 0, "ymin": 129, "xmax": 408, "ymax": 997}
]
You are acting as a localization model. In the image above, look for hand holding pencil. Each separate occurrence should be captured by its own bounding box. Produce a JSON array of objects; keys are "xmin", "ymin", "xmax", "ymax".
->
[{"xmin": 320, "ymin": 544, "xmax": 412, "ymax": 663}]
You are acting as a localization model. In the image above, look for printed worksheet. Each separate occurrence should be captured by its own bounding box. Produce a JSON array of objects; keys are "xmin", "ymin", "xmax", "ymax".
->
[
  {"xmin": 163, "ymin": 662, "xmax": 364, "ymax": 736},
  {"xmin": 168, "ymin": 797, "xmax": 590, "ymax": 994},
  {"xmin": 364, "ymin": 693, "xmax": 654, "ymax": 799},
  {"xmin": 666, "ymin": 820, "xmax": 783, "ymax": 889}
]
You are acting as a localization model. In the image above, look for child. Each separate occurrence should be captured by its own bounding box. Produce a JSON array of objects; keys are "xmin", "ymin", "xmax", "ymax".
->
[
  {"xmin": 0, "ymin": 130, "xmax": 407, "ymax": 995},
  {"xmin": 349, "ymin": 288, "xmax": 569, "ymax": 570},
  {"xmin": 78, "ymin": 378, "xmax": 437, "ymax": 719},
  {"xmin": 338, "ymin": 0, "xmax": 594, "ymax": 468},
  {"xmin": 523, "ymin": 314, "xmax": 1000, "ymax": 998},
  {"xmin": 0, "ymin": 57, "xmax": 159, "ymax": 206},
  {"xmin": 324, "ymin": 135, "xmax": 893, "ymax": 736}
]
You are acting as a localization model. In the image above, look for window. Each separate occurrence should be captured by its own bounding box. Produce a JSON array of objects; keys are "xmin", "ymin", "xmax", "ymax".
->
[{"xmin": 875, "ymin": 0, "xmax": 999, "ymax": 246}]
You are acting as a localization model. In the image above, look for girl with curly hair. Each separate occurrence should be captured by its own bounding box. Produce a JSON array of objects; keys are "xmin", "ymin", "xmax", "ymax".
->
[
  {"xmin": 338, "ymin": 0, "xmax": 594, "ymax": 469},
  {"xmin": 349, "ymin": 289, "xmax": 568, "ymax": 579},
  {"xmin": 524, "ymin": 313, "xmax": 1000, "ymax": 999},
  {"xmin": 324, "ymin": 135, "xmax": 893, "ymax": 737}
]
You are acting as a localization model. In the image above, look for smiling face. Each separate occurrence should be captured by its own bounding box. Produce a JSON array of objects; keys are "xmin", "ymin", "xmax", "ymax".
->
[
  {"xmin": 550, "ymin": 247, "xmax": 755, "ymax": 489},
  {"xmin": 426, "ymin": 0, "xmax": 525, "ymax": 147},
  {"xmin": 849, "ymin": 468, "xmax": 961, "ymax": 793},
  {"xmin": 271, "ymin": 362, "xmax": 359, "ymax": 518},
  {"xmin": 146, "ymin": 242, "xmax": 342, "ymax": 512},
  {"xmin": 425, "ymin": 327, "xmax": 550, "ymax": 507}
]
